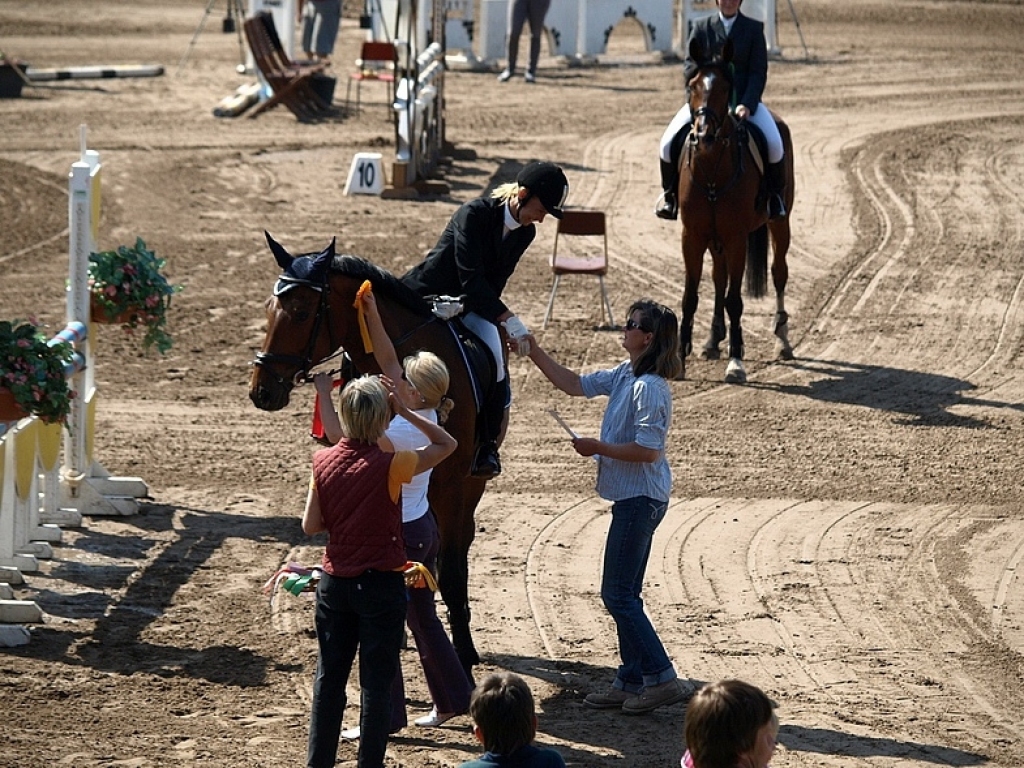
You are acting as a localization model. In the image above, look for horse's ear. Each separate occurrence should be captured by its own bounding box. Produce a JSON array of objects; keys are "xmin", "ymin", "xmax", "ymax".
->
[
  {"xmin": 721, "ymin": 38, "xmax": 734, "ymax": 64},
  {"xmin": 308, "ymin": 237, "xmax": 336, "ymax": 283},
  {"xmin": 689, "ymin": 37, "xmax": 704, "ymax": 65},
  {"xmin": 265, "ymin": 231, "xmax": 293, "ymax": 271}
]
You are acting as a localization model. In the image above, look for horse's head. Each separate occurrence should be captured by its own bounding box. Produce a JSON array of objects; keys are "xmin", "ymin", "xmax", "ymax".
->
[
  {"xmin": 687, "ymin": 37, "xmax": 735, "ymax": 145},
  {"xmin": 249, "ymin": 232, "xmax": 337, "ymax": 411}
]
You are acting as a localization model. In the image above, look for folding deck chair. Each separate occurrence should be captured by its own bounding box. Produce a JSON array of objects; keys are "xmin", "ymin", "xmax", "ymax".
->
[{"xmin": 243, "ymin": 12, "xmax": 333, "ymax": 121}]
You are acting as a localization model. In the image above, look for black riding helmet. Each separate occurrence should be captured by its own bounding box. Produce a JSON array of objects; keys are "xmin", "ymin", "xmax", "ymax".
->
[{"xmin": 516, "ymin": 162, "xmax": 569, "ymax": 219}]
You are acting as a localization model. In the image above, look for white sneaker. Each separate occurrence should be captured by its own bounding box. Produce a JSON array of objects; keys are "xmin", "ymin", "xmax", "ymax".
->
[
  {"xmin": 413, "ymin": 708, "xmax": 460, "ymax": 727},
  {"xmin": 524, "ymin": 71, "xmax": 536, "ymax": 83},
  {"xmin": 341, "ymin": 727, "xmax": 360, "ymax": 740},
  {"xmin": 497, "ymin": 69, "xmax": 513, "ymax": 82}
]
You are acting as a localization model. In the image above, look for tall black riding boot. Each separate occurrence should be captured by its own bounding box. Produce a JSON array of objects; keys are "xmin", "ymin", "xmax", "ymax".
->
[
  {"xmin": 656, "ymin": 126, "xmax": 688, "ymax": 220},
  {"xmin": 655, "ymin": 159, "xmax": 679, "ymax": 220},
  {"xmin": 767, "ymin": 159, "xmax": 788, "ymax": 219},
  {"xmin": 471, "ymin": 385, "xmax": 506, "ymax": 479}
]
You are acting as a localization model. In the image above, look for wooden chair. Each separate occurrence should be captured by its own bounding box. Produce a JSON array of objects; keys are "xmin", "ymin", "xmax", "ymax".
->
[
  {"xmin": 345, "ymin": 40, "xmax": 396, "ymax": 115},
  {"xmin": 244, "ymin": 12, "xmax": 332, "ymax": 121},
  {"xmin": 542, "ymin": 210, "xmax": 616, "ymax": 329}
]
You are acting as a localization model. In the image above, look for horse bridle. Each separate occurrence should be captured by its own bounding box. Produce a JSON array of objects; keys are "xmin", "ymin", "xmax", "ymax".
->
[{"xmin": 251, "ymin": 274, "xmax": 342, "ymax": 387}]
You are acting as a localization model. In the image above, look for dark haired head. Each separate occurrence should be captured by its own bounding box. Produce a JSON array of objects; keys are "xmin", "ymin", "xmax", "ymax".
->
[
  {"xmin": 629, "ymin": 299, "xmax": 683, "ymax": 380},
  {"xmin": 469, "ymin": 673, "xmax": 537, "ymax": 755},
  {"xmin": 684, "ymin": 680, "xmax": 776, "ymax": 768}
]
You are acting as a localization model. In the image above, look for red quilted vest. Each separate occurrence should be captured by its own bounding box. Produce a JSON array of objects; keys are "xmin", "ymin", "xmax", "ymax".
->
[{"xmin": 312, "ymin": 439, "xmax": 406, "ymax": 577}]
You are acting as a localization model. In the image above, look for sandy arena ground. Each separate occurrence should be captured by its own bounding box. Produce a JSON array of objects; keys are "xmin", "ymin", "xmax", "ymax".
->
[{"xmin": 2, "ymin": 0, "xmax": 1024, "ymax": 765}]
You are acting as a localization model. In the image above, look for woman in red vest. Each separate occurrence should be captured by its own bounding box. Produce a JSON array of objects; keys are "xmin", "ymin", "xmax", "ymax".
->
[{"xmin": 302, "ymin": 375, "xmax": 456, "ymax": 768}]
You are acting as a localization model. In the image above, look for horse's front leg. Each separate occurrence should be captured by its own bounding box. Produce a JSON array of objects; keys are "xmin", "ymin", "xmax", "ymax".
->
[
  {"xmin": 702, "ymin": 248, "xmax": 728, "ymax": 360},
  {"xmin": 769, "ymin": 219, "xmax": 794, "ymax": 360},
  {"xmin": 723, "ymin": 246, "xmax": 747, "ymax": 384},
  {"xmin": 680, "ymin": 235, "xmax": 705, "ymax": 379}
]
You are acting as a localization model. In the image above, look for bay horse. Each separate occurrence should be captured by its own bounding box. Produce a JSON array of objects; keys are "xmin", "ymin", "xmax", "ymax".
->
[
  {"xmin": 249, "ymin": 232, "xmax": 492, "ymax": 677},
  {"xmin": 678, "ymin": 37, "xmax": 795, "ymax": 383}
]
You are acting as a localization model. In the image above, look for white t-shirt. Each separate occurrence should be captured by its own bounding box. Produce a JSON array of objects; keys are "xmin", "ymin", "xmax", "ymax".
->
[{"xmin": 385, "ymin": 409, "xmax": 435, "ymax": 523}]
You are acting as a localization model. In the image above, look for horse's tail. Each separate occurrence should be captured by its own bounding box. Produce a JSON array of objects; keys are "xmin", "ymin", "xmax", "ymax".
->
[{"xmin": 745, "ymin": 225, "xmax": 769, "ymax": 298}]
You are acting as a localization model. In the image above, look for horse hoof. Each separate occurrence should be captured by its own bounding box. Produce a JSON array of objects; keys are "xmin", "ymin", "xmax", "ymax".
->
[
  {"xmin": 724, "ymin": 359, "xmax": 746, "ymax": 384},
  {"xmin": 701, "ymin": 348, "xmax": 721, "ymax": 361},
  {"xmin": 776, "ymin": 344, "xmax": 795, "ymax": 361}
]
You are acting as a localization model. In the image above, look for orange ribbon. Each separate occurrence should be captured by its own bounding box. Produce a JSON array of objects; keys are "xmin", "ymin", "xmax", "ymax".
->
[{"xmin": 354, "ymin": 280, "xmax": 373, "ymax": 353}]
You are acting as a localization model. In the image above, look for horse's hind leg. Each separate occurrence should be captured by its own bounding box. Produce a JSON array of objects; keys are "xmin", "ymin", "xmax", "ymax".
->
[{"xmin": 769, "ymin": 219, "xmax": 794, "ymax": 360}]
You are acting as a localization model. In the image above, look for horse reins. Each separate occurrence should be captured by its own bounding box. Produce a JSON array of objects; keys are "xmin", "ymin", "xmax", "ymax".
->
[
  {"xmin": 686, "ymin": 97, "xmax": 748, "ymax": 256},
  {"xmin": 252, "ymin": 275, "xmax": 442, "ymax": 386}
]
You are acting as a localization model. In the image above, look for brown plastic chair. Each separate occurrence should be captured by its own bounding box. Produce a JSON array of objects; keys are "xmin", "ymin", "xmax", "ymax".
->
[
  {"xmin": 542, "ymin": 210, "xmax": 616, "ymax": 329},
  {"xmin": 345, "ymin": 40, "xmax": 396, "ymax": 115}
]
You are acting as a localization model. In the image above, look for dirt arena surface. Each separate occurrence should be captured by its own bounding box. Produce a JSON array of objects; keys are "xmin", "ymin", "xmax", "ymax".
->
[{"xmin": 3, "ymin": 0, "xmax": 1024, "ymax": 765}]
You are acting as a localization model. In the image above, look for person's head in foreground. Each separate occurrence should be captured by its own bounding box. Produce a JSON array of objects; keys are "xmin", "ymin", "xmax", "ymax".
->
[
  {"xmin": 469, "ymin": 672, "xmax": 537, "ymax": 755},
  {"xmin": 684, "ymin": 679, "xmax": 779, "ymax": 768},
  {"xmin": 338, "ymin": 375, "xmax": 391, "ymax": 443}
]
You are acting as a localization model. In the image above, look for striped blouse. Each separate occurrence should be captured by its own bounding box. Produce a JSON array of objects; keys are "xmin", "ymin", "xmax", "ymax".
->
[{"xmin": 580, "ymin": 360, "xmax": 673, "ymax": 503}]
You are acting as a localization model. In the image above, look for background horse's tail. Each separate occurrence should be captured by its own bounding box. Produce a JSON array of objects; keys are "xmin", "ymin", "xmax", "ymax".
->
[{"xmin": 745, "ymin": 225, "xmax": 769, "ymax": 298}]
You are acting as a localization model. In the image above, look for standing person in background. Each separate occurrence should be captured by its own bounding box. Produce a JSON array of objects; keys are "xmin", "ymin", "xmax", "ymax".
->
[
  {"xmin": 496, "ymin": 0, "xmax": 552, "ymax": 83},
  {"xmin": 521, "ymin": 299, "xmax": 691, "ymax": 715},
  {"xmin": 313, "ymin": 285, "xmax": 473, "ymax": 739},
  {"xmin": 681, "ymin": 679, "xmax": 779, "ymax": 768},
  {"xmin": 401, "ymin": 161, "xmax": 569, "ymax": 479},
  {"xmin": 303, "ymin": 374, "xmax": 457, "ymax": 768},
  {"xmin": 654, "ymin": 0, "xmax": 786, "ymax": 221},
  {"xmin": 301, "ymin": 0, "xmax": 342, "ymax": 64}
]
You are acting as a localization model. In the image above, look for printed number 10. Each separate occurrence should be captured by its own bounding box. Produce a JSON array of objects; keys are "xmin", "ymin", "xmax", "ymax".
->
[{"xmin": 358, "ymin": 160, "xmax": 376, "ymax": 188}]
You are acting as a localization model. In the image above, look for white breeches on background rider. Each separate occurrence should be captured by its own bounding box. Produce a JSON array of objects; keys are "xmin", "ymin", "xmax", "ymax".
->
[
  {"xmin": 659, "ymin": 102, "xmax": 784, "ymax": 164},
  {"xmin": 463, "ymin": 312, "xmax": 505, "ymax": 382}
]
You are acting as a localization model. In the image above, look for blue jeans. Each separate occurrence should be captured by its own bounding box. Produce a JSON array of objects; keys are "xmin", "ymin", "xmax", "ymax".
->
[
  {"xmin": 601, "ymin": 495, "xmax": 675, "ymax": 692},
  {"xmin": 307, "ymin": 569, "xmax": 407, "ymax": 768}
]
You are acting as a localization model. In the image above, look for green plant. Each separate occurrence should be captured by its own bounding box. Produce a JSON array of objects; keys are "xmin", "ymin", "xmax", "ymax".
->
[
  {"xmin": 0, "ymin": 319, "xmax": 76, "ymax": 425},
  {"xmin": 89, "ymin": 237, "xmax": 183, "ymax": 354}
]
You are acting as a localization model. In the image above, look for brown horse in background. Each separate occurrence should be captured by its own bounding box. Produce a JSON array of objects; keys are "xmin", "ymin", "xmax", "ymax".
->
[
  {"xmin": 249, "ymin": 233, "xmax": 490, "ymax": 677},
  {"xmin": 678, "ymin": 37, "xmax": 795, "ymax": 382}
]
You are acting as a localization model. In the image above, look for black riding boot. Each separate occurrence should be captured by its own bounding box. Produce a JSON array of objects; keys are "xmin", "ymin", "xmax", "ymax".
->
[
  {"xmin": 471, "ymin": 385, "xmax": 506, "ymax": 479},
  {"xmin": 656, "ymin": 159, "xmax": 679, "ymax": 220},
  {"xmin": 767, "ymin": 159, "xmax": 787, "ymax": 219},
  {"xmin": 656, "ymin": 126, "xmax": 688, "ymax": 220}
]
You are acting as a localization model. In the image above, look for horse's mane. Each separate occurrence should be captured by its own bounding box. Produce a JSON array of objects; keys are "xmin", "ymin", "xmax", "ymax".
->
[{"xmin": 331, "ymin": 254, "xmax": 433, "ymax": 317}]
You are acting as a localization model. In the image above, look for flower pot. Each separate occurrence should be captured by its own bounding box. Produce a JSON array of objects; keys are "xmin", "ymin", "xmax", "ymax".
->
[
  {"xmin": 0, "ymin": 387, "xmax": 29, "ymax": 422},
  {"xmin": 90, "ymin": 293, "xmax": 139, "ymax": 325}
]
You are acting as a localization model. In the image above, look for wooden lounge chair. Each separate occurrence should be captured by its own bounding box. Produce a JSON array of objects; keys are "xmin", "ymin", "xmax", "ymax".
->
[{"xmin": 243, "ymin": 12, "xmax": 333, "ymax": 121}]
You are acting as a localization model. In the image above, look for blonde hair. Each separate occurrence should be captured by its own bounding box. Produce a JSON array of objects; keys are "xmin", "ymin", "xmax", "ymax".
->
[
  {"xmin": 490, "ymin": 182, "xmax": 520, "ymax": 204},
  {"xmin": 338, "ymin": 375, "xmax": 390, "ymax": 443},
  {"xmin": 403, "ymin": 351, "xmax": 454, "ymax": 425}
]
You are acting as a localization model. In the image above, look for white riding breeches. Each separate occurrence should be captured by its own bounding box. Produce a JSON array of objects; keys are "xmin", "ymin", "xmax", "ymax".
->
[
  {"xmin": 660, "ymin": 102, "xmax": 784, "ymax": 164},
  {"xmin": 462, "ymin": 312, "xmax": 505, "ymax": 382}
]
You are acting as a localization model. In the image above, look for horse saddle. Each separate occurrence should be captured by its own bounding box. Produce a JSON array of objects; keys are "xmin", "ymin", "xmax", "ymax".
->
[{"xmin": 444, "ymin": 317, "xmax": 497, "ymax": 416}]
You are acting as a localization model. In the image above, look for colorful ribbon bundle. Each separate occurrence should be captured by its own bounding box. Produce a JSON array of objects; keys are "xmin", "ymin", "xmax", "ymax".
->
[{"xmin": 262, "ymin": 562, "xmax": 321, "ymax": 598}]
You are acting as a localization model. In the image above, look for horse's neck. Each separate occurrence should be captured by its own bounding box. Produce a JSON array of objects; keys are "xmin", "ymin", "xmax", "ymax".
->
[{"xmin": 327, "ymin": 279, "xmax": 428, "ymax": 371}]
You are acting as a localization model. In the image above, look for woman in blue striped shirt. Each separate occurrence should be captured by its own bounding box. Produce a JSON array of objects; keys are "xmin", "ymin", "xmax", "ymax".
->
[{"xmin": 522, "ymin": 299, "xmax": 690, "ymax": 715}]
